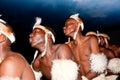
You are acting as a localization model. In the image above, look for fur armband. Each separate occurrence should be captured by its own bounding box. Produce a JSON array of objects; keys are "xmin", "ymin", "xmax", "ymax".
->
[
  {"xmin": 82, "ymin": 76, "xmax": 88, "ymax": 80},
  {"xmin": 92, "ymin": 74, "xmax": 106, "ymax": 80},
  {"xmin": 90, "ymin": 53, "xmax": 107, "ymax": 73},
  {"xmin": 51, "ymin": 59, "xmax": 79, "ymax": 80},
  {"xmin": 106, "ymin": 75, "xmax": 118, "ymax": 80},
  {"xmin": 0, "ymin": 76, "xmax": 20, "ymax": 80},
  {"xmin": 107, "ymin": 58, "xmax": 120, "ymax": 74},
  {"xmin": 30, "ymin": 64, "xmax": 42, "ymax": 80}
]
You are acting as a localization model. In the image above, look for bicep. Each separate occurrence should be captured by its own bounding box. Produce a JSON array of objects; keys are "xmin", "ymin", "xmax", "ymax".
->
[
  {"xmin": 107, "ymin": 50, "xmax": 116, "ymax": 59},
  {"xmin": 32, "ymin": 58, "xmax": 41, "ymax": 71},
  {"xmin": 90, "ymin": 37, "xmax": 99, "ymax": 54}
]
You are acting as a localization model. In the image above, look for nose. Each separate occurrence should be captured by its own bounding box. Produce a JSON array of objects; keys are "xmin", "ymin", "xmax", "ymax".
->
[
  {"xmin": 63, "ymin": 26, "xmax": 66, "ymax": 30},
  {"xmin": 29, "ymin": 33, "xmax": 33, "ymax": 38}
]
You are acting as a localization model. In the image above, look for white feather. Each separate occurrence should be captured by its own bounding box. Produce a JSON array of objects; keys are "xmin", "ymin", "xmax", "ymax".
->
[{"xmin": 35, "ymin": 17, "xmax": 42, "ymax": 25}]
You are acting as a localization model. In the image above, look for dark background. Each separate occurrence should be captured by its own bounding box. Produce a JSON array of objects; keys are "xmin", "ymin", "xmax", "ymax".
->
[{"xmin": 0, "ymin": 0, "xmax": 120, "ymax": 63}]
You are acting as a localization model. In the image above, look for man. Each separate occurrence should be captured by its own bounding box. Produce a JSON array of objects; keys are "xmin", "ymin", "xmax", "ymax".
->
[
  {"xmin": 98, "ymin": 32, "xmax": 120, "ymax": 58},
  {"xmin": 63, "ymin": 13, "xmax": 107, "ymax": 80},
  {"xmin": 0, "ymin": 17, "xmax": 35, "ymax": 80},
  {"xmin": 86, "ymin": 31, "xmax": 116, "ymax": 60},
  {"xmin": 30, "ymin": 17, "xmax": 78, "ymax": 80},
  {"xmin": 96, "ymin": 32, "xmax": 120, "ymax": 80},
  {"xmin": 86, "ymin": 31, "xmax": 120, "ymax": 80}
]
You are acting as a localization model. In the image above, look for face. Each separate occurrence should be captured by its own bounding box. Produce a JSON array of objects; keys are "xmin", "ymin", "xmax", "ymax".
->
[
  {"xmin": 63, "ymin": 18, "xmax": 78, "ymax": 37},
  {"xmin": 29, "ymin": 28, "xmax": 45, "ymax": 47},
  {"xmin": 98, "ymin": 36, "xmax": 106, "ymax": 47}
]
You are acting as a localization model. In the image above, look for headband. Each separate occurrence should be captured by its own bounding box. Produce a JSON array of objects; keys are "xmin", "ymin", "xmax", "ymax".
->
[
  {"xmin": 86, "ymin": 31, "xmax": 97, "ymax": 36},
  {"xmin": 33, "ymin": 17, "xmax": 55, "ymax": 57},
  {"xmin": 0, "ymin": 16, "xmax": 15, "ymax": 43},
  {"xmin": 97, "ymin": 31, "xmax": 110, "ymax": 40},
  {"xmin": 33, "ymin": 17, "xmax": 55, "ymax": 43},
  {"xmin": 69, "ymin": 13, "xmax": 84, "ymax": 40}
]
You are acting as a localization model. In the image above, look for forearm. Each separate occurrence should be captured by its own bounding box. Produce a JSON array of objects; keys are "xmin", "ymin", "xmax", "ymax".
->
[{"xmin": 85, "ymin": 71, "xmax": 98, "ymax": 80}]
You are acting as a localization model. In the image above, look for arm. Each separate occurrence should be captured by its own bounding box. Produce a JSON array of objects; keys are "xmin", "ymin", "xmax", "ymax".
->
[
  {"xmin": 85, "ymin": 36, "xmax": 107, "ymax": 80},
  {"xmin": 32, "ymin": 56, "xmax": 41, "ymax": 72},
  {"xmin": 0, "ymin": 56, "xmax": 24, "ymax": 79},
  {"xmin": 105, "ymin": 48, "xmax": 116, "ymax": 59}
]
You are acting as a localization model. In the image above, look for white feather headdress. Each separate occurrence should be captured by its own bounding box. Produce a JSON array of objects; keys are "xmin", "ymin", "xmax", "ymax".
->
[
  {"xmin": 69, "ymin": 13, "xmax": 84, "ymax": 40},
  {"xmin": 33, "ymin": 17, "xmax": 55, "ymax": 57},
  {"xmin": 33, "ymin": 17, "xmax": 55, "ymax": 43},
  {"xmin": 70, "ymin": 13, "xmax": 84, "ymax": 31},
  {"xmin": 0, "ymin": 15, "xmax": 15, "ymax": 43}
]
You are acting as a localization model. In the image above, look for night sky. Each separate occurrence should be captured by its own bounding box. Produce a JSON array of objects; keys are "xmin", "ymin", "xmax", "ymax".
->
[{"xmin": 0, "ymin": 0, "xmax": 120, "ymax": 63}]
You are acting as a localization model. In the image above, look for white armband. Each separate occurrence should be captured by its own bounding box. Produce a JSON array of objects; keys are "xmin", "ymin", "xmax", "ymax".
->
[
  {"xmin": 107, "ymin": 58, "xmax": 120, "ymax": 74},
  {"xmin": 90, "ymin": 53, "xmax": 108, "ymax": 73},
  {"xmin": 82, "ymin": 76, "xmax": 88, "ymax": 80},
  {"xmin": 51, "ymin": 59, "xmax": 79, "ymax": 80},
  {"xmin": 0, "ymin": 76, "xmax": 20, "ymax": 80},
  {"xmin": 106, "ymin": 75, "xmax": 118, "ymax": 80},
  {"xmin": 30, "ymin": 64, "xmax": 42, "ymax": 80}
]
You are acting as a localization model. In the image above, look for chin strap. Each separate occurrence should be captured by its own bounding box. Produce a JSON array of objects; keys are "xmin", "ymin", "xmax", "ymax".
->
[{"xmin": 31, "ymin": 50, "xmax": 43, "ymax": 80}]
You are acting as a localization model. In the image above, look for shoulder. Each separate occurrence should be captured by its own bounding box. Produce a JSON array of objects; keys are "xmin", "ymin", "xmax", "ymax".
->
[
  {"xmin": 86, "ymin": 35, "xmax": 98, "ymax": 44},
  {"xmin": 57, "ymin": 43, "xmax": 71, "ymax": 51},
  {"xmin": 89, "ymin": 35, "xmax": 97, "ymax": 40},
  {"xmin": 1, "ymin": 52, "xmax": 27, "ymax": 68},
  {"xmin": 0, "ymin": 52, "xmax": 30, "ymax": 78},
  {"xmin": 55, "ymin": 44, "xmax": 72, "ymax": 59}
]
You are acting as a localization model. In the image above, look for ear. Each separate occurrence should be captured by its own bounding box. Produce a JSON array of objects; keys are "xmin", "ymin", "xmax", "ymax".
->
[{"xmin": 0, "ymin": 34, "xmax": 6, "ymax": 43}]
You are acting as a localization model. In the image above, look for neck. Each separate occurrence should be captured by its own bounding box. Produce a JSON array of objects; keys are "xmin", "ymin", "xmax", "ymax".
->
[
  {"xmin": 0, "ymin": 45, "xmax": 11, "ymax": 63},
  {"xmin": 73, "ymin": 32, "xmax": 84, "ymax": 44}
]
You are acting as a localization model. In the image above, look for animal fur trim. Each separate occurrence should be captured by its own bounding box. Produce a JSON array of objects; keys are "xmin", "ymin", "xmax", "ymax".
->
[
  {"xmin": 92, "ymin": 74, "xmax": 106, "ymax": 80},
  {"xmin": 69, "ymin": 13, "xmax": 84, "ymax": 31},
  {"xmin": 69, "ymin": 13, "xmax": 84, "ymax": 39},
  {"xmin": 86, "ymin": 31, "xmax": 97, "ymax": 36},
  {"xmin": 33, "ymin": 17, "xmax": 55, "ymax": 43},
  {"xmin": 82, "ymin": 76, "xmax": 88, "ymax": 80},
  {"xmin": 107, "ymin": 58, "xmax": 120, "ymax": 74},
  {"xmin": 90, "ymin": 53, "xmax": 107, "ymax": 73},
  {"xmin": 0, "ymin": 76, "xmax": 20, "ymax": 80},
  {"xmin": 30, "ymin": 65, "xmax": 42, "ymax": 80},
  {"xmin": 51, "ymin": 59, "xmax": 79, "ymax": 80},
  {"xmin": 30, "ymin": 51, "xmax": 42, "ymax": 80},
  {"xmin": 0, "ymin": 19, "xmax": 15, "ymax": 43},
  {"xmin": 32, "ymin": 17, "xmax": 55, "ymax": 57},
  {"xmin": 82, "ymin": 74, "xmax": 106, "ymax": 80},
  {"xmin": 106, "ymin": 75, "xmax": 118, "ymax": 80}
]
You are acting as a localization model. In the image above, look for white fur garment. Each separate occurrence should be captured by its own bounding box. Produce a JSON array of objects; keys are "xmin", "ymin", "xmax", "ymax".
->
[
  {"xmin": 90, "ymin": 53, "xmax": 108, "ymax": 73},
  {"xmin": 51, "ymin": 59, "xmax": 79, "ymax": 80}
]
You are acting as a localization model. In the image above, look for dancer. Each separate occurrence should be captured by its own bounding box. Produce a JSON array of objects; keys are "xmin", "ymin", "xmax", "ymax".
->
[
  {"xmin": 0, "ymin": 16, "xmax": 35, "ymax": 80},
  {"xmin": 63, "ymin": 13, "xmax": 107, "ymax": 80},
  {"xmin": 86, "ymin": 31, "xmax": 120, "ymax": 80},
  {"xmin": 97, "ymin": 32, "xmax": 120, "ymax": 80},
  {"xmin": 30, "ymin": 17, "xmax": 78, "ymax": 80}
]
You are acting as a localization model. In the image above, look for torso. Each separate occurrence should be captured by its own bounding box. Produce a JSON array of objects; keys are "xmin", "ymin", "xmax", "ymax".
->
[
  {"xmin": 38, "ymin": 44, "xmax": 61, "ymax": 80},
  {"xmin": 67, "ymin": 37, "xmax": 92, "ymax": 75}
]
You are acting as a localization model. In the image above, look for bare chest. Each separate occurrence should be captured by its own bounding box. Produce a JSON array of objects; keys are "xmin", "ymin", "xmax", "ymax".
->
[{"xmin": 71, "ymin": 43, "xmax": 90, "ymax": 62}]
